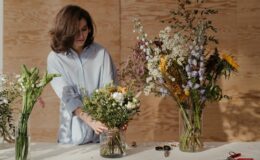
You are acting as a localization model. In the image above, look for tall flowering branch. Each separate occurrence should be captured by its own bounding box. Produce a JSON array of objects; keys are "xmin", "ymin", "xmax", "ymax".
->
[{"xmin": 117, "ymin": 19, "xmax": 148, "ymax": 94}]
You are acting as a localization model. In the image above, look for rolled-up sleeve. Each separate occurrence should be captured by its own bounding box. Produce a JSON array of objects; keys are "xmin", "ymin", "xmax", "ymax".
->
[{"xmin": 47, "ymin": 53, "xmax": 82, "ymax": 113}]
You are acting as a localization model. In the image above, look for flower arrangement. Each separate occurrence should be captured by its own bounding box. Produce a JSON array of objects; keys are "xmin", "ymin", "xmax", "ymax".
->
[
  {"xmin": 83, "ymin": 83, "xmax": 140, "ymax": 157},
  {"xmin": 15, "ymin": 65, "xmax": 59, "ymax": 160},
  {"xmin": 118, "ymin": 0, "xmax": 238, "ymax": 152},
  {"xmin": 0, "ymin": 74, "xmax": 21, "ymax": 143}
]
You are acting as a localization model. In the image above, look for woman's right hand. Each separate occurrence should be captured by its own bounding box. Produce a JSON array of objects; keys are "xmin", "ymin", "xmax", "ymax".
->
[
  {"xmin": 74, "ymin": 107, "xmax": 108, "ymax": 134},
  {"xmin": 88, "ymin": 120, "xmax": 108, "ymax": 135}
]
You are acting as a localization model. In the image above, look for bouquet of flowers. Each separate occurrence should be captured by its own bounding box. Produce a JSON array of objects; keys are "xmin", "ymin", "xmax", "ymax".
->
[
  {"xmin": 0, "ymin": 74, "xmax": 21, "ymax": 143},
  {"xmin": 83, "ymin": 83, "xmax": 140, "ymax": 158},
  {"xmin": 15, "ymin": 65, "xmax": 59, "ymax": 160},
  {"xmin": 118, "ymin": 0, "xmax": 238, "ymax": 152}
]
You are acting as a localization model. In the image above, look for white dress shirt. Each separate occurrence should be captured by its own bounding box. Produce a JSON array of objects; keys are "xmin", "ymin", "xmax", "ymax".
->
[{"xmin": 47, "ymin": 42, "xmax": 116, "ymax": 144}]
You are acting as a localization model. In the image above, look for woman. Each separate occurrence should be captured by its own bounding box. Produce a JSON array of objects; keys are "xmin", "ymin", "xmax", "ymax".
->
[{"xmin": 47, "ymin": 5, "xmax": 116, "ymax": 145}]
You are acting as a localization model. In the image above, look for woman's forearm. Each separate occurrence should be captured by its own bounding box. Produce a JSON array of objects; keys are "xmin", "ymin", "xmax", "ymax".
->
[{"xmin": 73, "ymin": 107, "xmax": 92, "ymax": 124}]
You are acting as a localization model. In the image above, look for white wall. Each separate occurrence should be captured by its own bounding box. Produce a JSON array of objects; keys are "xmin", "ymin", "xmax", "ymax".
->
[{"xmin": 0, "ymin": 0, "xmax": 3, "ymax": 73}]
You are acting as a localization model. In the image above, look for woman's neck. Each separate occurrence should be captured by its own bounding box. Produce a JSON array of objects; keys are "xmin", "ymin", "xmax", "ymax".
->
[{"xmin": 73, "ymin": 47, "xmax": 83, "ymax": 55}]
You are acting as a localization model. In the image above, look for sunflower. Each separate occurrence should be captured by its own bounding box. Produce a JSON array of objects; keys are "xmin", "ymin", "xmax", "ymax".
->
[{"xmin": 221, "ymin": 52, "xmax": 239, "ymax": 70}]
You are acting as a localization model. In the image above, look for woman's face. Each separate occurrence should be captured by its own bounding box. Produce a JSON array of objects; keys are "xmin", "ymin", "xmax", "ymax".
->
[{"xmin": 73, "ymin": 18, "xmax": 89, "ymax": 50}]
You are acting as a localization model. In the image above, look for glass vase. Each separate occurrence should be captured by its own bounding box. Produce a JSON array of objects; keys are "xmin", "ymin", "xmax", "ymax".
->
[
  {"xmin": 100, "ymin": 128, "xmax": 126, "ymax": 158},
  {"xmin": 15, "ymin": 113, "xmax": 30, "ymax": 160},
  {"xmin": 179, "ymin": 108, "xmax": 203, "ymax": 152}
]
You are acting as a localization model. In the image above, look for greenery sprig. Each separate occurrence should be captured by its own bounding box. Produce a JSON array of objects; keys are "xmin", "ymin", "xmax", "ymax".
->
[{"xmin": 83, "ymin": 84, "xmax": 140, "ymax": 129}]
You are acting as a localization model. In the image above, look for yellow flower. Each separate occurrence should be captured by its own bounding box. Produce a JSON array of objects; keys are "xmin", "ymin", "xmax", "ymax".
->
[
  {"xmin": 117, "ymin": 86, "xmax": 127, "ymax": 93},
  {"xmin": 159, "ymin": 56, "xmax": 167, "ymax": 73},
  {"xmin": 221, "ymin": 52, "xmax": 239, "ymax": 70},
  {"xmin": 184, "ymin": 88, "xmax": 190, "ymax": 96}
]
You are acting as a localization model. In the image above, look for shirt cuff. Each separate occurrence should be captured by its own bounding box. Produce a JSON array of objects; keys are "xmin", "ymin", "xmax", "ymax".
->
[{"xmin": 65, "ymin": 98, "xmax": 83, "ymax": 114}]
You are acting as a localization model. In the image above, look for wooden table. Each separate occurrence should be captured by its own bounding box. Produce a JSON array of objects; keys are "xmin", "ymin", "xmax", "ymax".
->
[{"xmin": 1, "ymin": 142, "xmax": 259, "ymax": 160}]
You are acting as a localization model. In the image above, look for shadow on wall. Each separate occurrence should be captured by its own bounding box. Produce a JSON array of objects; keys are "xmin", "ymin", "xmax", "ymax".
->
[
  {"xmin": 155, "ymin": 97, "xmax": 228, "ymax": 142},
  {"xmin": 153, "ymin": 96, "xmax": 179, "ymax": 142},
  {"xmin": 222, "ymin": 90, "xmax": 260, "ymax": 141}
]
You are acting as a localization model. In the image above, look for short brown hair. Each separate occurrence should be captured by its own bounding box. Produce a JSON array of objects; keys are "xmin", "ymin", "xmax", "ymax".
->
[{"xmin": 50, "ymin": 5, "xmax": 95, "ymax": 53}]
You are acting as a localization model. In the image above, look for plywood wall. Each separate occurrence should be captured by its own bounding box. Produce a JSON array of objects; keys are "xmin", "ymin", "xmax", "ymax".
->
[{"xmin": 4, "ymin": 0, "xmax": 260, "ymax": 143}]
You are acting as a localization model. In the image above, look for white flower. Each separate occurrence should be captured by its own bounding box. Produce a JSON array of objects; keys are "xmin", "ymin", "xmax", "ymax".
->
[
  {"xmin": 126, "ymin": 102, "xmax": 136, "ymax": 110},
  {"xmin": 18, "ymin": 77, "xmax": 23, "ymax": 84},
  {"xmin": 0, "ymin": 97, "xmax": 8, "ymax": 105},
  {"xmin": 193, "ymin": 83, "xmax": 200, "ymax": 89},
  {"xmin": 15, "ymin": 74, "xmax": 21, "ymax": 79},
  {"xmin": 146, "ymin": 77, "xmax": 153, "ymax": 83},
  {"xmin": 165, "ymin": 26, "xmax": 171, "ymax": 32},
  {"xmin": 133, "ymin": 98, "xmax": 139, "ymax": 103},
  {"xmin": 112, "ymin": 92, "xmax": 124, "ymax": 104},
  {"xmin": 36, "ymin": 82, "xmax": 44, "ymax": 88},
  {"xmin": 0, "ymin": 76, "xmax": 6, "ymax": 83},
  {"xmin": 192, "ymin": 59, "xmax": 197, "ymax": 66},
  {"xmin": 3, "ymin": 98, "xmax": 8, "ymax": 104}
]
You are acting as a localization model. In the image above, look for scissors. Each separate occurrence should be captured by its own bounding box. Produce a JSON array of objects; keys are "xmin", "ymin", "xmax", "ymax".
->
[{"xmin": 226, "ymin": 151, "xmax": 254, "ymax": 160}]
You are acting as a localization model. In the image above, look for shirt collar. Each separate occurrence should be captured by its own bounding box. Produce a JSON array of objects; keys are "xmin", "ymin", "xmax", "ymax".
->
[{"xmin": 67, "ymin": 46, "xmax": 90, "ymax": 57}]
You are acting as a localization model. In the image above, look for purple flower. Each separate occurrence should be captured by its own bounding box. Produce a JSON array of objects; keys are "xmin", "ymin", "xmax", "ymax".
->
[
  {"xmin": 191, "ymin": 71, "xmax": 198, "ymax": 77},
  {"xmin": 201, "ymin": 96, "xmax": 206, "ymax": 102},
  {"xmin": 199, "ymin": 68, "xmax": 205, "ymax": 76},
  {"xmin": 160, "ymin": 87, "xmax": 168, "ymax": 95},
  {"xmin": 158, "ymin": 78, "xmax": 164, "ymax": 84},
  {"xmin": 188, "ymin": 81, "xmax": 193, "ymax": 88},
  {"xmin": 200, "ymin": 89, "xmax": 205, "ymax": 94}
]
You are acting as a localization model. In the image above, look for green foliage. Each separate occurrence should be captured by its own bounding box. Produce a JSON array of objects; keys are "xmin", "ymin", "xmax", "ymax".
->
[
  {"xmin": 83, "ymin": 84, "xmax": 140, "ymax": 129},
  {"xmin": 15, "ymin": 65, "xmax": 59, "ymax": 160},
  {"xmin": 19, "ymin": 65, "xmax": 60, "ymax": 114},
  {"xmin": 0, "ymin": 74, "xmax": 21, "ymax": 143}
]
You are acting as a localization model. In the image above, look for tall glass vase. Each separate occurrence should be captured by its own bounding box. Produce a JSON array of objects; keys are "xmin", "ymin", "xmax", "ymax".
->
[
  {"xmin": 100, "ymin": 128, "xmax": 126, "ymax": 158},
  {"xmin": 179, "ymin": 107, "xmax": 203, "ymax": 152},
  {"xmin": 15, "ymin": 113, "xmax": 30, "ymax": 160}
]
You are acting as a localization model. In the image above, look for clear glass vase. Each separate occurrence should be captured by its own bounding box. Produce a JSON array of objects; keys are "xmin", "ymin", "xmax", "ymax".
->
[
  {"xmin": 100, "ymin": 128, "xmax": 126, "ymax": 158},
  {"xmin": 15, "ymin": 113, "xmax": 30, "ymax": 160},
  {"xmin": 179, "ymin": 108, "xmax": 203, "ymax": 152}
]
